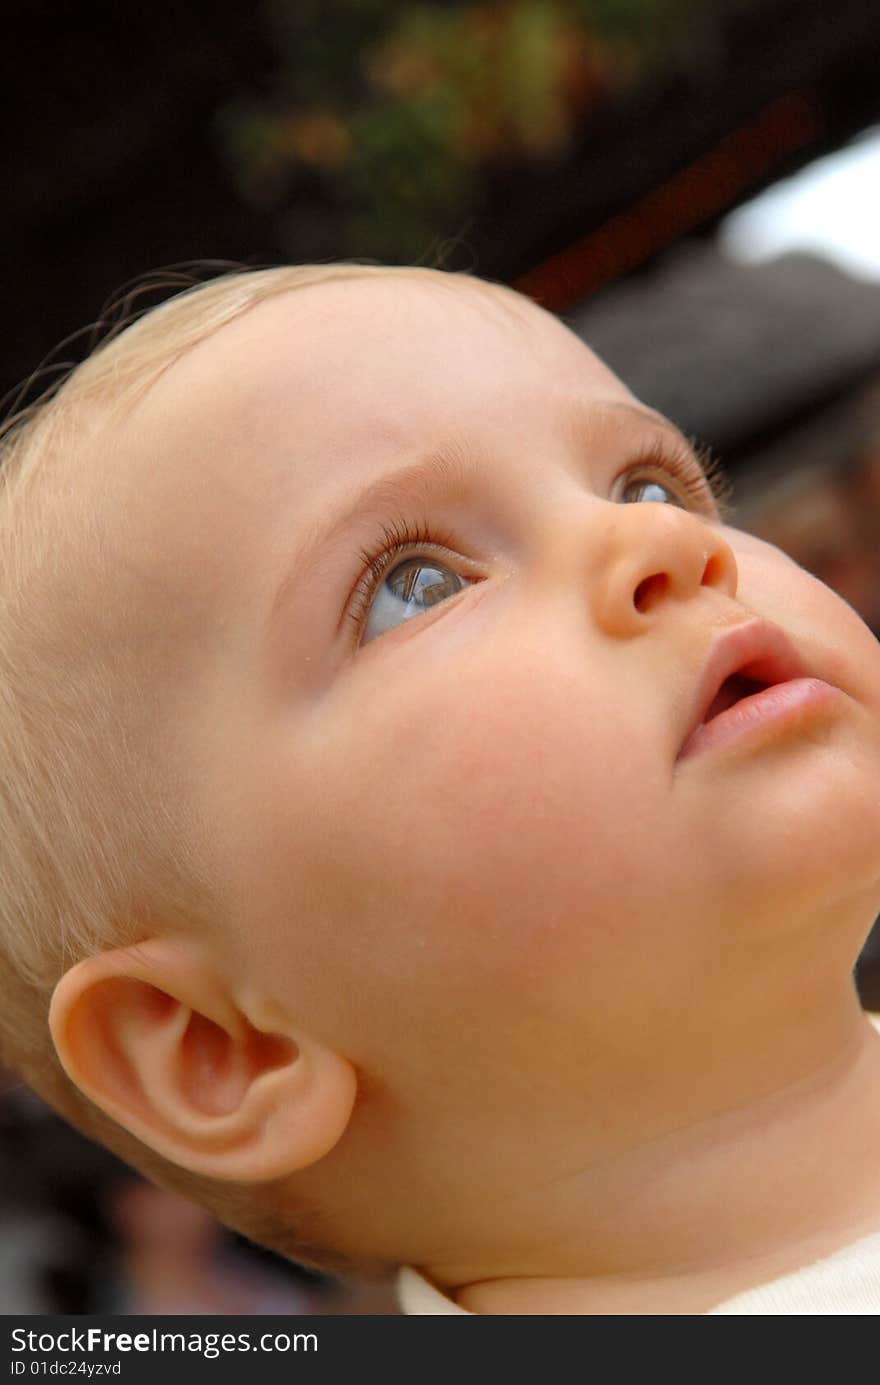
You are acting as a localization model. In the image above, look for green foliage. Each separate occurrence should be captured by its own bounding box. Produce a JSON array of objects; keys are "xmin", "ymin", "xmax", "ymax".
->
[
  {"xmin": 575, "ymin": 0, "xmax": 703, "ymax": 42},
  {"xmin": 216, "ymin": 0, "xmax": 738, "ymax": 264}
]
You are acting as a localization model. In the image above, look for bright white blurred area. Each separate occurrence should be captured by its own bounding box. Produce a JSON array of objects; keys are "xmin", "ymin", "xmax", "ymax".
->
[{"xmin": 719, "ymin": 125, "xmax": 880, "ymax": 281}]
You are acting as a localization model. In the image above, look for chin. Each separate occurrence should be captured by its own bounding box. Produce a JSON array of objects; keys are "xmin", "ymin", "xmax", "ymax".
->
[{"xmin": 700, "ymin": 768, "xmax": 880, "ymax": 947}]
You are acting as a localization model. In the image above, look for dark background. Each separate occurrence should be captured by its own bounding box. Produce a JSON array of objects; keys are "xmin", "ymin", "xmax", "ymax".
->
[{"xmin": 3, "ymin": 0, "xmax": 880, "ymax": 459}]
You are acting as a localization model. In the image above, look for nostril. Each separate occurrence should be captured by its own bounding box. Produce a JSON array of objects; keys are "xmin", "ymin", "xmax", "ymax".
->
[
  {"xmin": 633, "ymin": 572, "xmax": 669, "ymax": 613},
  {"xmin": 702, "ymin": 552, "xmax": 727, "ymax": 588}
]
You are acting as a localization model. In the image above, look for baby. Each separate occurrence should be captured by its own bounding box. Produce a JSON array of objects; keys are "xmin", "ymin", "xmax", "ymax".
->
[{"xmin": 3, "ymin": 262, "xmax": 880, "ymax": 1315}]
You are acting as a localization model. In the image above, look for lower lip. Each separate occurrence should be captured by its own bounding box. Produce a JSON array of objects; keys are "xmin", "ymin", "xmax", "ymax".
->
[{"xmin": 678, "ymin": 677, "xmax": 841, "ymax": 762}]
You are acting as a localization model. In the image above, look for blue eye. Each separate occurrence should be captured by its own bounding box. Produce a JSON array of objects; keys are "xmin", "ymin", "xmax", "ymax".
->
[
  {"xmin": 361, "ymin": 556, "xmax": 466, "ymax": 645},
  {"xmin": 620, "ymin": 477, "xmax": 687, "ymax": 507}
]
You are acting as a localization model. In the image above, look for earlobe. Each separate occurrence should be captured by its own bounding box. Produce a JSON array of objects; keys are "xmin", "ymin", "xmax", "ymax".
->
[{"xmin": 48, "ymin": 938, "xmax": 358, "ymax": 1182}]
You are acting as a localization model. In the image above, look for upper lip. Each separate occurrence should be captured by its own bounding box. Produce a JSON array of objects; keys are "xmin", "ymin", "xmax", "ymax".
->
[{"xmin": 678, "ymin": 619, "xmax": 810, "ymax": 757}]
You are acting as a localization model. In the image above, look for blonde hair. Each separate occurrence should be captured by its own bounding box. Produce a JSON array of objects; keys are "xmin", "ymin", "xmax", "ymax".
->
[{"xmin": 0, "ymin": 260, "xmax": 454, "ymax": 1271}]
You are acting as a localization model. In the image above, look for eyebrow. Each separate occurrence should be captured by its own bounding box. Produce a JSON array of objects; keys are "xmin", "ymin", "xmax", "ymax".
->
[
  {"xmin": 562, "ymin": 397, "xmax": 697, "ymax": 464},
  {"xmin": 265, "ymin": 400, "xmax": 699, "ymax": 637},
  {"xmin": 266, "ymin": 443, "xmax": 474, "ymax": 635}
]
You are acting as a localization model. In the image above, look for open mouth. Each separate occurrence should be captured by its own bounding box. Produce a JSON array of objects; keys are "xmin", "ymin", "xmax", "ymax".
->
[
  {"xmin": 676, "ymin": 620, "xmax": 828, "ymax": 761},
  {"xmin": 700, "ymin": 672, "xmax": 771, "ymax": 726}
]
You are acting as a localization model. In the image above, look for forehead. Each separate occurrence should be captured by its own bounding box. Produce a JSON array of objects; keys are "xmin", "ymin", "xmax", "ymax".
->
[
  {"xmin": 147, "ymin": 272, "xmax": 630, "ymax": 439},
  {"xmin": 82, "ymin": 275, "xmax": 637, "ymax": 648}
]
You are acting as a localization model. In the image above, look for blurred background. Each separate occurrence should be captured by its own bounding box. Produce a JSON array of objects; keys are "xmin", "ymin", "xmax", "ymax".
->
[{"xmin": 2, "ymin": 0, "xmax": 880, "ymax": 1315}]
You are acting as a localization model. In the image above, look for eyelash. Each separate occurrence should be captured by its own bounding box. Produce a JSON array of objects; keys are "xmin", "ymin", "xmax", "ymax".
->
[
  {"xmin": 345, "ymin": 441, "xmax": 733, "ymax": 640},
  {"xmin": 347, "ymin": 516, "xmax": 462, "ymax": 640},
  {"xmin": 637, "ymin": 438, "xmax": 733, "ymax": 517}
]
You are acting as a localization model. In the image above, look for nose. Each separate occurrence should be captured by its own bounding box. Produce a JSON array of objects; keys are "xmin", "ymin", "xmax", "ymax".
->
[{"xmin": 591, "ymin": 501, "xmax": 738, "ymax": 637}]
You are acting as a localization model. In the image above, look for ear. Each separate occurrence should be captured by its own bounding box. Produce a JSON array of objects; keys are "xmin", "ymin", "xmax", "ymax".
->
[{"xmin": 48, "ymin": 937, "xmax": 357, "ymax": 1182}]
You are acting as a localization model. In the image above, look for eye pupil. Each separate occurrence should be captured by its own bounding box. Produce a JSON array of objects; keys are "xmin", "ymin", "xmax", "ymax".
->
[
  {"xmin": 622, "ymin": 478, "xmax": 683, "ymax": 507},
  {"xmin": 389, "ymin": 558, "xmax": 461, "ymax": 608},
  {"xmin": 361, "ymin": 556, "xmax": 465, "ymax": 645}
]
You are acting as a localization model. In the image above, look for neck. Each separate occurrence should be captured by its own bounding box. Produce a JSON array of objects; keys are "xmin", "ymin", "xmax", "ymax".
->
[{"xmin": 426, "ymin": 1003, "xmax": 880, "ymax": 1315}]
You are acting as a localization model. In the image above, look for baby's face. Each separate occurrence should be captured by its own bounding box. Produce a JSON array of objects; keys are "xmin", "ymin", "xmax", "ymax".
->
[{"xmin": 96, "ymin": 273, "xmax": 880, "ymax": 1185}]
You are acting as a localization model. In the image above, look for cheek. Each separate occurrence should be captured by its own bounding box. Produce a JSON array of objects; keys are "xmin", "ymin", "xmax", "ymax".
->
[
  {"xmin": 732, "ymin": 526, "xmax": 854, "ymax": 625},
  {"xmin": 732, "ymin": 531, "xmax": 880, "ymax": 711},
  {"xmin": 299, "ymin": 655, "xmax": 671, "ymax": 1003}
]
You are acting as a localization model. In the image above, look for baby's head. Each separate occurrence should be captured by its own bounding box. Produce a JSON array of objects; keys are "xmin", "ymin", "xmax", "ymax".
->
[{"xmin": 4, "ymin": 263, "xmax": 880, "ymax": 1279}]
